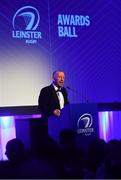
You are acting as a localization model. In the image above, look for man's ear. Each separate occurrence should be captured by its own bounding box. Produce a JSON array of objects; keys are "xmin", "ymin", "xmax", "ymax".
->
[
  {"xmin": 52, "ymin": 75, "xmax": 56, "ymax": 83},
  {"xmin": 52, "ymin": 78, "xmax": 55, "ymax": 84}
]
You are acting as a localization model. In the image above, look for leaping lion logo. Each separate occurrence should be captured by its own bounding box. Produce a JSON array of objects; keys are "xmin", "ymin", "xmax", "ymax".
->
[{"xmin": 77, "ymin": 113, "xmax": 93, "ymax": 129}]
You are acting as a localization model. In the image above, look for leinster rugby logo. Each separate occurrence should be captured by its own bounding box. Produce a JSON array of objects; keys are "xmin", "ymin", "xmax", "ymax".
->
[
  {"xmin": 77, "ymin": 113, "xmax": 94, "ymax": 136},
  {"xmin": 12, "ymin": 6, "xmax": 42, "ymax": 44}
]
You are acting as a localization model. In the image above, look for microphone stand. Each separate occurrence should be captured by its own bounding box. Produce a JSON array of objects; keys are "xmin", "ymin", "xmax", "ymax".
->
[{"xmin": 66, "ymin": 86, "xmax": 89, "ymax": 103}]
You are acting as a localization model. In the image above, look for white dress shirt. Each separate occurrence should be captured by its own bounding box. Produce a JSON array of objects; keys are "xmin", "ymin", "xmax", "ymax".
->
[{"xmin": 53, "ymin": 84, "xmax": 64, "ymax": 109}]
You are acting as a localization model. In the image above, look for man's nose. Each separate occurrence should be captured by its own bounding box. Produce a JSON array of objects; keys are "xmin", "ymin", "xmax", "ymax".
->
[{"xmin": 61, "ymin": 77, "xmax": 64, "ymax": 81}]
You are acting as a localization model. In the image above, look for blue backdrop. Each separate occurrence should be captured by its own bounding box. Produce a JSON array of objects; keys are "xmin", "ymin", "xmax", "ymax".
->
[{"xmin": 0, "ymin": 0, "xmax": 121, "ymax": 107}]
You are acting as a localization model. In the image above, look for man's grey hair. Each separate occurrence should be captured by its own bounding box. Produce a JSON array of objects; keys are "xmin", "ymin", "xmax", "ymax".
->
[{"xmin": 52, "ymin": 70, "xmax": 64, "ymax": 78}]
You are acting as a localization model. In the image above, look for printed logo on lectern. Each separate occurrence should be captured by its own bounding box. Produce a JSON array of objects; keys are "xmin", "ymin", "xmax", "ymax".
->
[
  {"xmin": 12, "ymin": 6, "xmax": 42, "ymax": 44},
  {"xmin": 77, "ymin": 113, "xmax": 94, "ymax": 136}
]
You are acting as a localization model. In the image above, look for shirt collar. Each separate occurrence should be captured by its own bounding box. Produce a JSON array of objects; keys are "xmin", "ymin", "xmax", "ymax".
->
[{"xmin": 52, "ymin": 84, "xmax": 61, "ymax": 91}]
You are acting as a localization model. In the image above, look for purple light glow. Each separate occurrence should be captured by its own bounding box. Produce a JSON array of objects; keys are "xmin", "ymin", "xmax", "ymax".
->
[
  {"xmin": 98, "ymin": 111, "xmax": 121, "ymax": 142},
  {"xmin": 14, "ymin": 114, "xmax": 41, "ymax": 119},
  {"xmin": 0, "ymin": 114, "xmax": 41, "ymax": 160},
  {"xmin": 0, "ymin": 116, "xmax": 16, "ymax": 160}
]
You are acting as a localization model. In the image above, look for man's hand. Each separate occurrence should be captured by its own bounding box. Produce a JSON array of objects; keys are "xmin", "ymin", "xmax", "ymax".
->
[{"xmin": 53, "ymin": 109, "xmax": 61, "ymax": 116}]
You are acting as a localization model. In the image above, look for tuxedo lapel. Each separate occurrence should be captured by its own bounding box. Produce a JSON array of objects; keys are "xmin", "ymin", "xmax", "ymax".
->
[{"xmin": 50, "ymin": 85, "xmax": 60, "ymax": 107}]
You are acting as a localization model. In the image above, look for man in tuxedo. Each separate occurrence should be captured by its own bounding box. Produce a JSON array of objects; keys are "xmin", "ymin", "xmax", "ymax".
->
[{"xmin": 38, "ymin": 70, "xmax": 69, "ymax": 118}]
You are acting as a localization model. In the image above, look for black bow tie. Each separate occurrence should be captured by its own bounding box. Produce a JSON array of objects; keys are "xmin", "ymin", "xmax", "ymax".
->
[{"xmin": 56, "ymin": 89, "xmax": 62, "ymax": 92}]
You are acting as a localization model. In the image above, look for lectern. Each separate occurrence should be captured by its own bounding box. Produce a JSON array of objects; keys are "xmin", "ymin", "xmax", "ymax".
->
[{"xmin": 48, "ymin": 103, "xmax": 99, "ymax": 150}]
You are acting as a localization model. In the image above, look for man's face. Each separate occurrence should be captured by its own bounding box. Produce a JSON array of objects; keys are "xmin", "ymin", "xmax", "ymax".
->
[{"xmin": 53, "ymin": 71, "xmax": 65, "ymax": 87}]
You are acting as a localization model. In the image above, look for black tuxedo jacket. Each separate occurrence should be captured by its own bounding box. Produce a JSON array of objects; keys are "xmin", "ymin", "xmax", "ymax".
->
[{"xmin": 38, "ymin": 84, "xmax": 69, "ymax": 118}]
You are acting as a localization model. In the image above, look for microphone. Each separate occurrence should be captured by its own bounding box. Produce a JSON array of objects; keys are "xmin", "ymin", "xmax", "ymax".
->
[{"xmin": 66, "ymin": 86, "xmax": 89, "ymax": 103}]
